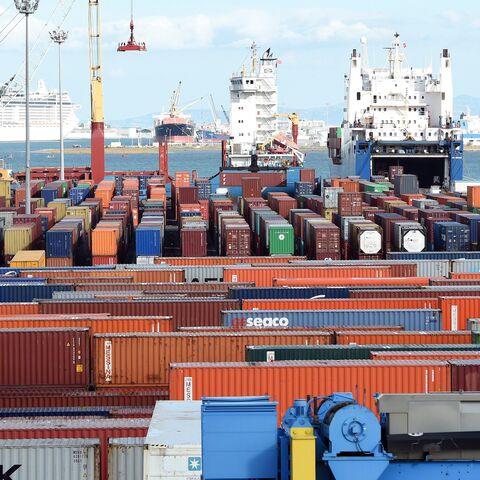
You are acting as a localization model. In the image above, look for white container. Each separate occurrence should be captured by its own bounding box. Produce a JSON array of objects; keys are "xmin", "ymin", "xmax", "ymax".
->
[
  {"xmin": 323, "ymin": 187, "xmax": 343, "ymax": 208},
  {"xmin": 109, "ymin": 437, "xmax": 144, "ymax": 480},
  {"xmin": 144, "ymin": 401, "xmax": 202, "ymax": 480},
  {"xmin": 215, "ymin": 188, "xmax": 228, "ymax": 196},
  {"xmin": 358, "ymin": 228, "xmax": 382, "ymax": 254},
  {"xmin": 393, "ymin": 222, "xmax": 426, "ymax": 253},
  {"xmin": 0, "ymin": 439, "xmax": 100, "ymax": 480},
  {"xmin": 137, "ymin": 256, "xmax": 156, "ymax": 265}
]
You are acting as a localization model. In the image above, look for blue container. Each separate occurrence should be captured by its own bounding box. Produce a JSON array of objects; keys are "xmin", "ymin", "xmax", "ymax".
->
[
  {"xmin": 454, "ymin": 213, "xmax": 480, "ymax": 244},
  {"xmin": 229, "ymin": 287, "xmax": 349, "ymax": 301},
  {"xmin": 434, "ymin": 221, "xmax": 470, "ymax": 252},
  {"xmin": 46, "ymin": 229, "xmax": 74, "ymax": 258},
  {"xmin": 69, "ymin": 186, "xmax": 91, "ymax": 206},
  {"xmin": 136, "ymin": 226, "xmax": 162, "ymax": 257},
  {"xmin": 387, "ymin": 251, "xmax": 480, "ymax": 260},
  {"xmin": 0, "ymin": 284, "xmax": 73, "ymax": 302},
  {"xmin": 202, "ymin": 397, "xmax": 278, "ymax": 480},
  {"xmin": 41, "ymin": 187, "xmax": 59, "ymax": 204},
  {"xmin": 222, "ymin": 309, "xmax": 441, "ymax": 331},
  {"xmin": 286, "ymin": 167, "xmax": 301, "ymax": 186},
  {"xmin": 294, "ymin": 181, "xmax": 314, "ymax": 197}
]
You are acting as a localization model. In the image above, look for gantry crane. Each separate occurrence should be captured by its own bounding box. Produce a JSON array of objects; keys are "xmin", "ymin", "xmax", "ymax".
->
[{"xmin": 274, "ymin": 112, "xmax": 300, "ymax": 144}]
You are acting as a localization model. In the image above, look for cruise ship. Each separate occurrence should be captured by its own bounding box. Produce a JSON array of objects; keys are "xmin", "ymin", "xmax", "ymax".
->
[
  {"xmin": 0, "ymin": 78, "xmax": 80, "ymax": 142},
  {"xmin": 459, "ymin": 110, "xmax": 480, "ymax": 147},
  {"xmin": 225, "ymin": 43, "xmax": 304, "ymax": 168},
  {"xmin": 328, "ymin": 34, "xmax": 464, "ymax": 189}
]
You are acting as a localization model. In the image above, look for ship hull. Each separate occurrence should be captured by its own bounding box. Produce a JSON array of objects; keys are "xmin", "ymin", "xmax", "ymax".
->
[
  {"xmin": 0, "ymin": 120, "xmax": 78, "ymax": 143},
  {"xmin": 155, "ymin": 123, "xmax": 195, "ymax": 143}
]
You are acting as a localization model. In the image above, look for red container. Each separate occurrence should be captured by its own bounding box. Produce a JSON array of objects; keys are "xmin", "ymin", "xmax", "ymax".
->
[
  {"xmin": 0, "ymin": 328, "xmax": 90, "ymax": 387},
  {"xmin": 440, "ymin": 296, "xmax": 480, "ymax": 331},
  {"xmin": 338, "ymin": 192, "xmax": 363, "ymax": 216},
  {"xmin": 300, "ymin": 169, "xmax": 315, "ymax": 183},
  {"xmin": 38, "ymin": 298, "xmax": 240, "ymax": 330},
  {"xmin": 177, "ymin": 186, "xmax": 199, "ymax": 205},
  {"xmin": 0, "ymin": 303, "xmax": 40, "ymax": 316},
  {"xmin": 13, "ymin": 214, "xmax": 42, "ymax": 241},
  {"xmin": 0, "ymin": 387, "xmax": 167, "ymax": 408},
  {"xmin": 169, "ymin": 360, "xmax": 450, "ymax": 420},
  {"xmin": 371, "ymin": 350, "xmax": 480, "ymax": 361},
  {"xmin": 308, "ymin": 223, "xmax": 341, "ymax": 260},
  {"xmin": 181, "ymin": 228, "xmax": 207, "ymax": 257},
  {"xmin": 198, "ymin": 199, "xmax": 209, "ymax": 221},
  {"xmin": 242, "ymin": 298, "xmax": 439, "ymax": 311},
  {"xmin": 0, "ymin": 418, "xmax": 148, "ymax": 480},
  {"xmin": 274, "ymin": 277, "xmax": 430, "ymax": 287},
  {"xmin": 269, "ymin": 196, "xmax": 297, "ymax": 219},
  {"xmin": 94, "ymin": 330, "xmax": 331, "ymax": 387},
  {"xmin": 242, "ymin": 177, "xmax": 262, "ymax": 198},
  {"xmin": 220, "ymin": 171, "xmax": 286, "ymax": 187},
  {"xmin": 223, "ymin": 224, "xmax": 251, "ymax": 256},
  {"xmin": 47, "ymin": 257, "xmax": 74, "ymax": 267},
  {"xmin": 450, "ymin": 360, "xmax": 480, "ymax": 391},
  {"xmin": 350, "ymin": 289, "xmax": 480, "ymax": 300},
  {"xmin": 92, "ymin": 255, "xmax": 118, "ymax": 265},
  {"xmin": 336, "ymin": 330, "xmax": 471, "ymax": 345}
]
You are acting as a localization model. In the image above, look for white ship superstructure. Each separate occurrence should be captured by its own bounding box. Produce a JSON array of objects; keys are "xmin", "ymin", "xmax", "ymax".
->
[
  {"xmin": 460, "ymin": 110, "xmax": 480, "ymax": 147},
  {"xmin": 226, "ymin": 43, "xmax": 303, "ymax": 167},
  {"xmin": 0, "ymin": 79, "xmax": 80, "ymax": 142},
  {"xmin": 328, "ymin": 34, "xmax": 463, "ymax": 188}
]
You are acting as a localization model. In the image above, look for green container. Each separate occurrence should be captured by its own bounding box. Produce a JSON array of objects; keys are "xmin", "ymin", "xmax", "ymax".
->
[
  {"xmin": 472, "ymin": 331, "xmax": 480, "ymax": 344},
  {"xmin": 362, "ymin": 182, "xmax": 389, "ymax": 193},
  {"xmin": 469, "ymin": 207, "xmax": 480, "ymax": 214},
  {"xmin": 268, "ymin": 225, "xmax": 294, "ymax": 255},
  {"xmin": 245, "ymin": 343, "xmax": 480, "ymax": 362}
]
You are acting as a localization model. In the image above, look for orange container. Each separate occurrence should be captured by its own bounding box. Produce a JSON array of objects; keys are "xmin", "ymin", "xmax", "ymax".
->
[
  {"xmin": 370, "ymin": 350, "xmax": 480, "ymax": 361},
  {"xmin": 154, "ymin": 257, "xmax": 306, "ymax": 266},
  {"xmin": 46, "ymin": 257, "xmax": 74, "ymax": 267},
  {"xmin": 224, "ymin": 266, "xmax": 395, "ymax": 287},
  {"xmin": 0, "ymin": 315, "xmax": 173, "ymax": 334},
  {"xmin": 0, "ymin": 303, "xmax": 40, "ymax": 316},
  {"xmin": 241, "ymin": 298, "xmax": 439, "ymax": 311},
  {"xmin": 169, "ymin": 360, "xmax": 451, "ymax": 419},
  {"xmin": 94, "ymin": 330, "xmax": 332, "ymax": 387},
  {"xmin": 92, "ymin": 226, "xmax": 121, "ymax": 256},
  {"xmin": 450, "ymin": 273, "xmax": 480, "ymax": 279},
  {"xmin": 467, "ymin": 185, "xmax": 480, "ymax": 208},
  {"xmin": 440, "ymin": 296, "xmax": 480, "ymax": 331},
  {"xmin": 273, "ymin": 277, "xmax": 430, "ymax": 287},
  {"xmin": 400, "ymin": 194, "xmax": 425, "ymax": 205},
  {"xmin": 336, "ymin": 330, "xmax": 471, "ymax": 345}
]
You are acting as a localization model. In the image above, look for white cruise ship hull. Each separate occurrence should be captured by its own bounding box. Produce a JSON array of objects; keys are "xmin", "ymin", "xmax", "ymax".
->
[{"xmin": 0, "ymin": 120, "xmax": 78, "ymax": 143}]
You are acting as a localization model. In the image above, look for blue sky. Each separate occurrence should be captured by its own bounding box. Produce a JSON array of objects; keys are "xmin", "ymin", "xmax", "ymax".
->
[{"xmin": 1, "ymin": 0, "xmax": 479, "ymax": 122}]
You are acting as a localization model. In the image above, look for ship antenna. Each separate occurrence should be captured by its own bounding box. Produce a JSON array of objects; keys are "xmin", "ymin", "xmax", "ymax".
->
[{"xmin": 251, "ymin": 41, "xmax": 257, "ymax": 75}]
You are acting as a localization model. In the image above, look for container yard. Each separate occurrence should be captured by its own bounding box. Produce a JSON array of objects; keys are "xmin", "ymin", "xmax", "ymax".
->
[{"xmin": 2, "ymin": 1, "xmax": 480, "ymax": 477}]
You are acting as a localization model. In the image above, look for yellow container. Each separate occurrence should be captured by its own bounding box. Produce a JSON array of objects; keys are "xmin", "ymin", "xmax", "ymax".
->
[
  {"xmin": 321, "ymin": 208, "xmax": 337, "ymax": 222},
  {"xmin": 0, "ymin": 180, "xmax": 11, "ymax": 199},
  {"xmin": 66, "ymin": 206, "xmax": 92, "ymax": 231},
  {"xmin": 4, "ymin": 226, "xmax": 34, "ymax": 256},
  {"xmin": 10, "ymin": 250, "xmax": 46, "ymax": 267},
  {"xmin": 47, "ymin": 200, "xmax": 67, "ymax": 220}
]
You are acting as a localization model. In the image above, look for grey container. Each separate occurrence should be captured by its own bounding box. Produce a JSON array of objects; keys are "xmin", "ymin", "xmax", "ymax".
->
[
  {"xmin": 0, "ymin": 439, "xmax": 100, "ymax": 480},
  {"xmin": 222, "ymin": 309, "xmax": 441, "ymax": 331},
  {"xmin": 451, "ymin": 259, "xmax": 480, "ymax": 273},
  {"xmin": 245, "ymin": 343, "xmax": 480, "ymax": 362},
  {"xmin": 323, "ymin": 187, "xmax": 343, "ymax": 208},
  {"xmin": 108, "ymin": 437, "xmax": 144, "ymax": 480},
  {"xmin": 394, "ymin": 174, "xmax": 419, "ymax": 196}
]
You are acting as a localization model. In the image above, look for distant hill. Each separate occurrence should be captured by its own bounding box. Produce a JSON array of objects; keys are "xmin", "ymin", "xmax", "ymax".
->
[{"xmin": 104, "ymin": 96, "xmax": 480, "ymax": 129}]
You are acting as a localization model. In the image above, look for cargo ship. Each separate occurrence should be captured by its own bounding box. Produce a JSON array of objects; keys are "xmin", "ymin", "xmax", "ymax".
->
[
  {"xmin": 153, "ymin": 81, "xmax": 199, "ymax": 143},
  {"xmin": 327, "ymin": 34, "xmax": 464, "ymax": 189}
]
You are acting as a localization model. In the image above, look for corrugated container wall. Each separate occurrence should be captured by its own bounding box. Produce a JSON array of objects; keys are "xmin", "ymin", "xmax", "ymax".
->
[
  {"xmin": 108, "ymin": 438, "xmax": 144, "ymax": 480},
  {"xmin": 0, "ymin": 439, "xmax": 101, "ymax": 480}
]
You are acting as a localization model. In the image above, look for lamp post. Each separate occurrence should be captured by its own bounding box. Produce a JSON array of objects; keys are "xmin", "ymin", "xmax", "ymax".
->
[
  {"xmin": 49, "ymin": 29, "xmax": 68, "ymax": 181},
  {"xmin": 14, "ymin": 0, "xmax": 40, "ymax": 215}
]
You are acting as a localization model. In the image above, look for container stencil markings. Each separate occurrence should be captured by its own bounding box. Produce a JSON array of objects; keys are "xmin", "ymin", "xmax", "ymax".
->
[
  {"xmin": 451, "ymin": 305, "xmax": 458, "ymax": 331},
  {"xmin": 184, "ymin": 376, "xmax": 193, "ymax": 400},
  {"xmin": 0, "ymin": 465, "xmax": 21, "ymax": 480},
  {"xmin": 104, "ymin": 340, "xmax": 112, "ymax": 383}
]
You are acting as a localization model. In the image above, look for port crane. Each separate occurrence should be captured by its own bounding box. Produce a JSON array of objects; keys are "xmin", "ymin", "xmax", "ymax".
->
[
  {"xmin": 274, "ymin": 112, "xmax": 300, "ymax": 144},
  {"xmin": 221, "ymin": 104, "xmax": 230, "ymax": 123},
  {"xmin": 168, "ymin": 81, "xmax": 202, "ymax": 118}
]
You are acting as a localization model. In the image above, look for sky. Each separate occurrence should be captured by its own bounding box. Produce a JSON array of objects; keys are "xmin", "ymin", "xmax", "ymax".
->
[{"xmin": 1, "ymin": 0, "xmax": 479, "ymax": 123}]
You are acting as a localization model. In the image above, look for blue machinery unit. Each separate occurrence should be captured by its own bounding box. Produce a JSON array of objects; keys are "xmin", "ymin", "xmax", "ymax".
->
[{"xmin": 201, "ymin": 393, "xmax": 480, "ymax": 480}]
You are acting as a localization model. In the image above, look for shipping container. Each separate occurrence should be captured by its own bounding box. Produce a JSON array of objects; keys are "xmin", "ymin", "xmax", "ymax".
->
[
  {"xmin": 169, "ymin": 360, "xmax": 450, "ymax": 419},
  {"xmin": 245, "ymin": 343, "xmax": 480, "ymax": 362},
  {"xmin": 93, "ymin": 330, "xmax": 331, "ymax": 387},
  {"xmin": 0, "ymin": 439, "xmax": 101, "ymax": 480},
  {"xmin": 241, "ymin": 298, "xmax": 439, "ymax": 311},
  {"xmin": 0, "ymin": 284, "xmax": 73, "ymax": 302},
  {"xmin": 228, "ymin": 286, "xmax": 349, "ymax": 300},
  {"xmin": 0, "ymin": 328, "xmax": 90, "ymax": 387},
  {"xmin": 370, "ymin": 350, "xmax": 480, "ymax": 361},
  {"xmin": 273, "ymin": 277, "xmax": 430, "ymax": 287},
  {"xmin": 108, "ymin": 437, "xmax": 144, "ymax": 480},
  {"xmin": 336, "ymin": 330, "xmax": 471, "ymax": 345},
  {"xmin": 9, "ymin": 250, "xmax": 46, "ymax": 268},
  {"xmin": 222, "ymin": 309, "xmax": 441, "ymax": 331},
  {"xmin": 450, "ymin": 360, "xmax": 480, "ymax": 391},
  {"xmin": 440, "ymin": 296, "xmax": 480, "ymax": 331}
]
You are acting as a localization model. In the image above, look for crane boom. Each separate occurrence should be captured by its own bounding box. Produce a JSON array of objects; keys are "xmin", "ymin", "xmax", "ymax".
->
[
  {"xmin": 221, "ymin": 104, "xmax": 230, "ymax": 123},
  {"xmin": 88, "ymin": 0, "xmax": 105, "ymax": 183},
  {"xmin": 169, "ymin": 81, "xmax": 182, "ymax": 117}
]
